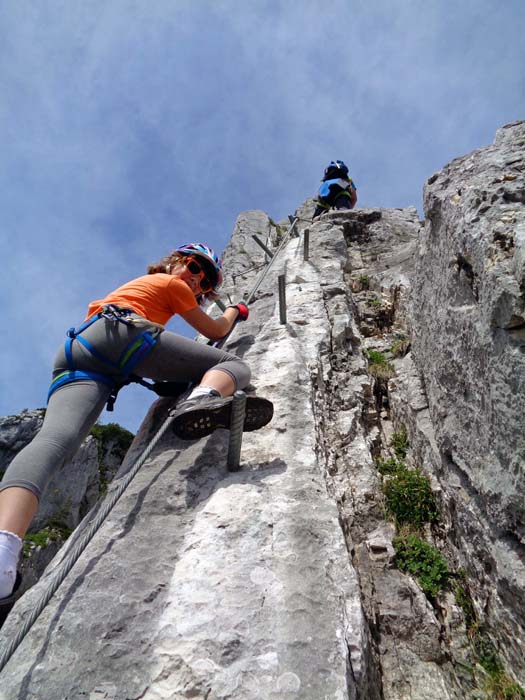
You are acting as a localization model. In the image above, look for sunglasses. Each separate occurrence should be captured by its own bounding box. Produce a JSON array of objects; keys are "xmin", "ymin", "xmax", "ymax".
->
[{"xmin": 184, "ymin": 257, "xmax": 214, "ymax": 293}]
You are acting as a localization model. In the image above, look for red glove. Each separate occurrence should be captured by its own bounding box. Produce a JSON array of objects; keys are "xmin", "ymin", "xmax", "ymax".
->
[{"xmin": 229, "ymin": 303, "xmax": 249, "ymax": 321}]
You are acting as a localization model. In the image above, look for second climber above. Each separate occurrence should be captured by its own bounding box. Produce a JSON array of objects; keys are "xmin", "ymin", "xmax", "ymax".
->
[{"xmin": 312, "ymin": 160, "xmax": 357, "ymax": 219}]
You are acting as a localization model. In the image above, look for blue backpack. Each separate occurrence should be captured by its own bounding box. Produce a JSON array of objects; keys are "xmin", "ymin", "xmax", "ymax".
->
[{"xmin": 318, "ymin": 177, "xmax": 353, "ymax": 206}]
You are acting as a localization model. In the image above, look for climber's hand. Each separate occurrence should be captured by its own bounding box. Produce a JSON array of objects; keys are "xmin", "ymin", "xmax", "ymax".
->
[{"xmin": 229, "ymin": 303, "xmax": 249, "ymax": 321}]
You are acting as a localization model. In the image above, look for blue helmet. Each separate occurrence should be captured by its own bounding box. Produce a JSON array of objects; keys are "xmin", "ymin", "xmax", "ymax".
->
[{"xmin": 176, "ymin": 243, "xmax": 223, "ymax": 290}]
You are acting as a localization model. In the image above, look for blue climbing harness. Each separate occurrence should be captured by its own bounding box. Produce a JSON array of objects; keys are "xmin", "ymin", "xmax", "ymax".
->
[{"xmin": 48, "ymin": 305, "xmax": 159, "ymax": 411}]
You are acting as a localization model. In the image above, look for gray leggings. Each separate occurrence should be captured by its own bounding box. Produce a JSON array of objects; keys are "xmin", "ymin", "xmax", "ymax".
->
[{"xmin": 0, "ymin": 314, "xmax": 250, "ymax": 499}]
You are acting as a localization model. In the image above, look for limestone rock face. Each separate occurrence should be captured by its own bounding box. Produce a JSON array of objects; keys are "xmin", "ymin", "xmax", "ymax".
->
[
  {"xmin": 0, "ymin": 410, "xmax": 47, "ymax": 474},
  {"xmin": 414, "ymin": 121, "xmax": 525, "ymax": 534},
  {"xmin": 1, "ymin": 123, "xmax": 524, "ymax": 700},
  {"xmin": 0, "ymin": 411, "xmax": 132, "ymax": 591},
  {"xmin": 409, "ymin": 120, "xmax": 525, "ymax": 676},
  {"xmin": 0, "ymin": 410, "xmax": 96, "ymax": 530},
  {"xmin": 0, "ymin": 411, "xmax": 129, "ymax": 531}
]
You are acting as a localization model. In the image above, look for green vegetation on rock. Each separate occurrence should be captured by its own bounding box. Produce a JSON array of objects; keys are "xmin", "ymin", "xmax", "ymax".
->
[
  {"xmin": 268, "ymin": 218, "xmax": 285, "ymax": 243},
  {"xmin": 383, "ymin": 462, "xmax": 439, "ymax": 528},
  {"xmin": 475, "ymin": 630, "xmax": 525, "ymax": 699},
  {"xmin": 375, "ymin": 456, "xmax": 401, "ymax": 476},
  {"xmin": 377, "ymin": 432, "xmax": 525, "ymax": 697},
  {"xmin": 454, "ymin": 578, "xmax": 477, "ymax": 630},
  {"xmin": 393, "ymin": 534, "xmax": 450, "ymax": 597},
  {"xmin": 23, "ymin": 523, "xmax": 72, "ymax": 557},
  {"xmin": 391, "ymin": 336, "xmax": 410, "ymax": 357},
  {"xmin": 365, "ymin": 349, "xmax": 395, "ymax": 380},
  {"xmin": 452, "ymin": 579, "xmax": 525, "ymax": 699},
  {"xmin": 390, "ymin": 426, "xmax": 409, "ymax": 459},
  {"xmin": 90, "ymin": 422, "xmax": 134, "ymax": 455},
  {"xmin": 359, "ymin": 274, "xmax": 370, "ymax": 290}
]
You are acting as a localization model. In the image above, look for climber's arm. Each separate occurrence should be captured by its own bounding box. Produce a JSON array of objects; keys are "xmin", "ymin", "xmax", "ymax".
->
[{"xmin": 181, "ymin": 306, "xmax": 240, "ymax": 341}]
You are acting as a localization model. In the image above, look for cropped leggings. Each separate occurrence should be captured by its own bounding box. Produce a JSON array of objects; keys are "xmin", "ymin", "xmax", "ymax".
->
[{"xmin": 0, "ymin": 314, "xmax": 251, "ymax": 500}]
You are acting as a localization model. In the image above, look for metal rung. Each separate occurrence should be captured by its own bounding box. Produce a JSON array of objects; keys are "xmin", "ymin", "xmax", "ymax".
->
[
  {"xmin": 252, "ymin": 234, "xmax": 274, "ymax": 258},
  {"xmin": 227, "ymin": 391, "xmax": 247, "ymax": 471}
]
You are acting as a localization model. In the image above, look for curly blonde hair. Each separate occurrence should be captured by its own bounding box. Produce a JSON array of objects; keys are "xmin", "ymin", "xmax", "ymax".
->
[{"xmin": 147, "ymin": 251, "xmax": 219, "ymax": 306}]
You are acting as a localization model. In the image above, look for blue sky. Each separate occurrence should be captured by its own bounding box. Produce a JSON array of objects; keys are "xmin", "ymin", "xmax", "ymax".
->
[{"xmin": 1, "ymin": 0, "xmax": 524, "ymax": 433}]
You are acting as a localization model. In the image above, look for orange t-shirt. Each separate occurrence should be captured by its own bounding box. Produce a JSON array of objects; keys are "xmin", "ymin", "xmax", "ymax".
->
[{"xmin": 85, "ymin": 274, "xmax": 199, "ymax": 325}]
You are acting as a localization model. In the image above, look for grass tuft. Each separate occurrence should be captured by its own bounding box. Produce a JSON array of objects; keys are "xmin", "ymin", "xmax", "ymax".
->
[
  {"xmin": 23, "ymin": 523, "xmax": 72, "ymax": 557},
  {"xmin": 365, "ymin": 349, "xmax": 395, "ymax": 380},
  {"xmin": 393, "ymin": 534, "xmax": 450, "ymax": 597},
  {"xmin": 391, "ymin": 336, "xmax": 410, "ymax": 357},
  {"xmin": 359, "ymin": 274, "xmax": 370, "ymax": 290},
  {"xmin": 375, "ymin": 456, "xmax": 402, "ymax": 476},
  {"xmin": 390, "ymin": 426, "xmax": 408, "ymax": 459},
  {"xmin": 383, "ymin": 464, "xmax": 439, "ymax": 528}
]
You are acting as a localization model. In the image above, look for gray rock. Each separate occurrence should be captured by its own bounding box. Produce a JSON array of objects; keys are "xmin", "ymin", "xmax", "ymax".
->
[
  {"xmin": 0, "ymin": 411, "xmax": 132, "ymax": 592},
  {"xmin": 410, "ymin": 120, "xmax": 525, "ymax": 675},
  {"xmin": 0, "ymin": 410, "xmax": 47, "ymax": 472},
  {"xmin": 0, "ymin": 412, "xmax": 129, "ymax": 532}
]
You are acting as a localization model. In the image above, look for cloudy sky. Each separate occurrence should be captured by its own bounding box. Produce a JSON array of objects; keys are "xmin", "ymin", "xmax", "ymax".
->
[{"xmin": 1, "ymin": 0, "xmax": 524, "ymax": 433}]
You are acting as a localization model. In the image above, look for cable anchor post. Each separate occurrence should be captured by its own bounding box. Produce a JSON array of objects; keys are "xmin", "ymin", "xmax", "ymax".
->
[
  {"xmin": 227, "ymin": 391, "xmax": 247, "ymax": 472},
  {"xmin": 278, "ymin": 274, "xmax": 287, "ymax": 325},
  {"xmin": 303, "ymin": 228, "xmax": 310, "ymax": 261}
]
